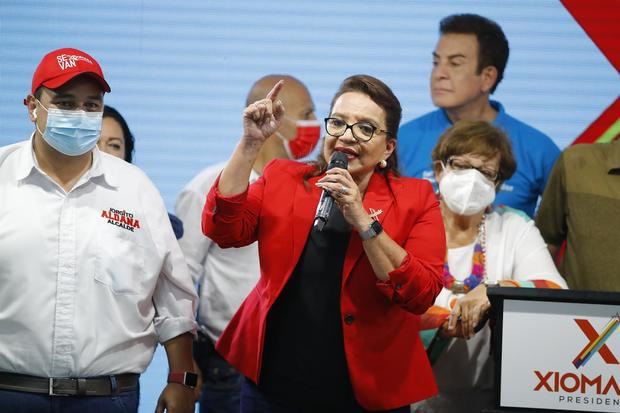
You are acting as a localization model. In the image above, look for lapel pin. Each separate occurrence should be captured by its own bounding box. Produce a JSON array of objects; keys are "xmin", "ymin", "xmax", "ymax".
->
[{"xmin": 369, "ymin": 208, "xmax": 383, "ymax": 221}]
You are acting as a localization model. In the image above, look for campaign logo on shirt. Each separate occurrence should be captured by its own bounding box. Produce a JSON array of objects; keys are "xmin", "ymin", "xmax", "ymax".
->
[
  {"xmin": 101, "ymin": 207, "xmax": 141, "ymax": 232},
  {"xmin": 500, "ymin": 182, "xmax": 514, "ymax": 193}
]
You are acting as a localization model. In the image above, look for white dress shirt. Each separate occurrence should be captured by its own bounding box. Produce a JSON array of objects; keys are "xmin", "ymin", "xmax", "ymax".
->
[
  {"xmin": 0, "ymin": 138, "xmax": 197, "ymax": 377},
  {"xmin": 175, "ymin": 161, "xmax": 260, "ymax": 343}
]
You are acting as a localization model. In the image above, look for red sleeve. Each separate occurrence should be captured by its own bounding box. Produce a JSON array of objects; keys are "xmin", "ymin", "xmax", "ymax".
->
[
  {"xmin": 201, "ymin": 172, "xmax": 265, "ymax": 248},
  {"xmin": 376, "ymin": 181, "xmax": 446, "ymax": 314}
]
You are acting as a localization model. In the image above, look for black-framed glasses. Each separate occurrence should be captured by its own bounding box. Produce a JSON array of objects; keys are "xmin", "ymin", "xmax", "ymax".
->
[
  {"xmin": 324, "ymin": 117, "xmax": 390, "ymax": 143},
  {"xmin": 447, "ymin": 156, "xmax": 500, "ymax": 182}
]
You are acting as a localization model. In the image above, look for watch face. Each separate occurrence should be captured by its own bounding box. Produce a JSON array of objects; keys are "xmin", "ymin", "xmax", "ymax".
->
[
  {"xmin": 360, "ymin": 220, "xmax": 383, "ymax": 240},
  {"xmin": 371, "ymin": 220, "xmax": 382, "ymax": 234},
  {"xmin": 185, "ymin": 373, "xmax": 198, "ymax": 387},
  {"xmin": 169, "ymin": 372, "xmax": 199, "ymax": 388}
]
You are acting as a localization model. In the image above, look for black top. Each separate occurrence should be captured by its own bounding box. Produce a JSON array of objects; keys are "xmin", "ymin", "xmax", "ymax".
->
[{"xmin": 259, "ymin": 207, "xmax": 360, "ymax": 411}]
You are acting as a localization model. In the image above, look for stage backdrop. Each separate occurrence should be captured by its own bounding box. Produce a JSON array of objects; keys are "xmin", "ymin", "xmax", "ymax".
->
[{"xmin": 0, "ymin": 1, "xmax": 618, "ymax": 412}]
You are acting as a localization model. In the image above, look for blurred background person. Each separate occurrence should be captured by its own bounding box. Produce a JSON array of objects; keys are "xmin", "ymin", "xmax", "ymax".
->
[
  {"xmin": 398, "ymin": 13, "xmax": 560, "ymax": 218},
  {"xmin": 175, "ymin": 74, "xmax": 319, "ymax": 413},
  {"xmin": 98, "ymin": 104, "xmax": 184, "ymax": 239},
  {"xmin": 412, "ymin": 120, "xmax": 567, "ymax": 413},
  {"xmin": 203, "ymin": 75, "xmax": 446, "ymax": 412},
  {"xmin": 536, "ymin": 139, "xmax": 620, "ymax": 292},
  {"xmin": 99, "ymin": 105, "xmax": 134, "ymax": 162}
]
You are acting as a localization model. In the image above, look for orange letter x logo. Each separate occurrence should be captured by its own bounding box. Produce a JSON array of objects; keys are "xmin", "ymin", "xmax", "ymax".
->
[{"xmin": 572, "ymin": 318, "xmax": 619, "ymax": 368}]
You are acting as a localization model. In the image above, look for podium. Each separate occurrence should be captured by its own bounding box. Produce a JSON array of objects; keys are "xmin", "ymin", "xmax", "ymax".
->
[{"xmin": 485, "ymin": 287, "xmax": 620, "ymax": 413}]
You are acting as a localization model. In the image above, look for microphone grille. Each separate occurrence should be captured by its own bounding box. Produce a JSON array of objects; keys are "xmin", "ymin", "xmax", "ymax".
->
[{"xmin": 328, "ymin": 151, "xmax": 348, "ymax": 170}]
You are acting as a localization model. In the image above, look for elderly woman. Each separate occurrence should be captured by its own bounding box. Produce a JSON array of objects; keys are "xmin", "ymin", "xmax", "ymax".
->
[
  {"xmin": 412, "ymin": 120, "xmax": 567, "ymax": 413},
  {"xmin": 202, "ymin": 75, "xmax": 446, "ymax": 412}
]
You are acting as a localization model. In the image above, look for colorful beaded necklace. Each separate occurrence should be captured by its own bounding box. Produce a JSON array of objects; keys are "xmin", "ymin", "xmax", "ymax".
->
[{"xmin": 442, "ymin": 215, "xmax": 487, "ymax": 294}]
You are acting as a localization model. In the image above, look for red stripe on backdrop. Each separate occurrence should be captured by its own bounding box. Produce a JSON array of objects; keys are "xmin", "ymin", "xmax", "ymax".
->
[
  {"xmin": 572, "ymin": 98, "xmax": 620, "ymax": 144},
  {"xmin": 561, "ymin": 1, "xmax": 620, "ymax": 145},
  {"xmin": 561, "ymin": 0, "xmax": 620, "ymax": 71}
]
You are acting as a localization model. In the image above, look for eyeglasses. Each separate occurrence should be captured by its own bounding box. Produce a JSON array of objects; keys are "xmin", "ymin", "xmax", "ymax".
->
[
  {"xmin": 446, "ymin": 156, "xmax": 500, "ymax": 182},
  {"xmin": 324, "ymin": 117, "xmax": 390, "ymax": 143}
]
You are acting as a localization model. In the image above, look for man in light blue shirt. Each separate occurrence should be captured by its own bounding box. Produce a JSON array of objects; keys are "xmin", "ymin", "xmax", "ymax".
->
[{"xmin": 398, "ymin": 14, "xmax": 559, "ymax": 217}]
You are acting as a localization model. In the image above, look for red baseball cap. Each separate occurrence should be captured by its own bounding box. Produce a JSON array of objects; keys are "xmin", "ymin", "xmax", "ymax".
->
[{"xmin": 31, "ymin": 48, "xmax": 111, "ymax": 94}]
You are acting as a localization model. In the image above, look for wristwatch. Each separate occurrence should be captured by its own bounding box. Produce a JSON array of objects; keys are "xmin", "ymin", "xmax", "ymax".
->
[
  {"xmin": 359, "ymin": 220, "xmax": 383, "ymax": 241},
  {"xmin": 167, "ymin": 371, "xmax": 198, "ymax": 388}
]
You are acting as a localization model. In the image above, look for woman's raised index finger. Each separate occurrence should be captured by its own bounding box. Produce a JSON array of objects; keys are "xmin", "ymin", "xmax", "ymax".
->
[{"xmin": 266, "ymin": 80, "xmax": 284, "ymax": 101}]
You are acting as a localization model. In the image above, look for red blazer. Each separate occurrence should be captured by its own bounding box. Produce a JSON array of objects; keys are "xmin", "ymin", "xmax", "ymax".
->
[{"xmin": 202, "ymin": 159, "xmax": 446, "ymax": 410}]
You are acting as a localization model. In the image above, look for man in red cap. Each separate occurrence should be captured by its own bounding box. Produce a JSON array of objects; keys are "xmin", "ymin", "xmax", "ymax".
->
[{"xmin": 0, "ymin": 48, "xmax": 198, "ymax": 413}]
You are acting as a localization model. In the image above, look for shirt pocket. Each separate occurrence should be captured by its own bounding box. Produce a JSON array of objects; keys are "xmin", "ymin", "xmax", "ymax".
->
[{"xmin": 94, "ymin": 223, "xmax": 147, "ymax": 295}]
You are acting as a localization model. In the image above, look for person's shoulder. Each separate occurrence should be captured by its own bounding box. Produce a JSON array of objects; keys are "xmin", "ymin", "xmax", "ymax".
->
[
  {"xmin": 563, "ymin": 141, "xmax": 606, "ymax": 158},
  {"xmin": 388, "ymin": 173, "xmax": 436, "ymax": 199},
  {"xmin": 560, "ymin": 142, "xmax": 616, "ymax": 170},
  {"xmin": 399, "ymin": 109, "xmax": 444, "ymax": 134},
  {"xmin": 495, "ymin": 102, "xmax": 557, "ymax": 146},
  {"xmin": 501, "ymin": 114, "xmax": 550, "ymax": 140},
  {"xmin": 0, "ymin": 140, "xmax": 29, "ymax": 165},
  {"xmin": 99, "ymin": 151, "xmax": 156, "ymax": 188},
  {"xmin": 182, "ymin": 161, "xmax": 228, "ymax": 193},
  {"xmin": 0, "ymin": 140, "xmax": 28, "ymax": 153},
  {"xmin": 100, "ymin": 150, "xmax": 141, "ymax": 172},
  {"xmin": 263, "ymin": 158, "xmax": 315, "ymax": 179},
  {"xmin": 487, "ymin": 205, "xmax": 533, "ymax": 233}
]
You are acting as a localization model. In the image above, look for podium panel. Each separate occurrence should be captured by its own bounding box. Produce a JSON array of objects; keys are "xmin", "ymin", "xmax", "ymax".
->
[{"xmin": 488, "ymin": 288, "xmax": 620, "ymax": 413}]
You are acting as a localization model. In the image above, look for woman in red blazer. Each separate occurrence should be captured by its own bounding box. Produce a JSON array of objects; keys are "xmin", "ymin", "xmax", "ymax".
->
[{"xmin": 202, "ymin": 75, "xmax": 446, "ymax": 412}]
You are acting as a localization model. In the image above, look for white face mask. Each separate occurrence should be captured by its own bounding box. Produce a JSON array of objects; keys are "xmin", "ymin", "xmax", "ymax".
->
[{"xmin": 439, "ymin": 165, "xmax": 496, "ymax": 216}]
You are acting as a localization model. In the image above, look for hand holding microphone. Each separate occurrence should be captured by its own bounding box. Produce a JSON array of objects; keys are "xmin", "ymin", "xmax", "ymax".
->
[
  {"xmin": 315, "ymin": 150, "xmax": 371, "ymax": 233},
  {"xmin": 316, "ymin": 152, "xmax": 375, "ymax": 233},
  {"xmin": 314, "ymin": 151, "xmax": 349, "ymax": 231}
]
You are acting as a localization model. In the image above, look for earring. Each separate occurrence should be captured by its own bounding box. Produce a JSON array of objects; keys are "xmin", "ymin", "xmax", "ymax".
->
[{"xmin": 379, "ymin": 159, "xmax": 387, "ymax": 169}]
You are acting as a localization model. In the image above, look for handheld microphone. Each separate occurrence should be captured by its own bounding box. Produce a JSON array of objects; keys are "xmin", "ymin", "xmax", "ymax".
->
[{"xmin": 313, "ymin": 151, "xmax": 349, "ymax": 231}]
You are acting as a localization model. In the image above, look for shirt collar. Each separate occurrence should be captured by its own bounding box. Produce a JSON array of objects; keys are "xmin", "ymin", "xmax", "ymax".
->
[
  {"xmin": 16, "ymin": 133, "xmax": 118, "ymax": 188},
  {"xmin": 14, "ymin": 134, "xmax": 38, "ymax": 181},
  {"xmin": 440, "ymin": 99, "xmax": 506, "ymax": 125},
  {"xmin": 489, "ymin": 100, "xmax": 506, "ymax": 125},
  {"xmin": 91, "ymin": 146, "xmax": 121, "ymax": 187}
]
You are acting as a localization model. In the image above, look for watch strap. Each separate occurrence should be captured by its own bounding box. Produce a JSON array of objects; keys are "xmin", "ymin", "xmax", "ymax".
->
[
  {"xmin": 167, "ymin": 371, "xmax": 198, "ymax": 388},
  {"xmin": 359, "ymin": 220, "xmax": 383, "ymax": 240}
]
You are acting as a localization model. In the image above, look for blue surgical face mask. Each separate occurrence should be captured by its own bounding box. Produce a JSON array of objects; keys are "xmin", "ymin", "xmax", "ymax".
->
[{"xmin": 34, "ymin": 100, "xmax": 102, "ymax": 156}]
